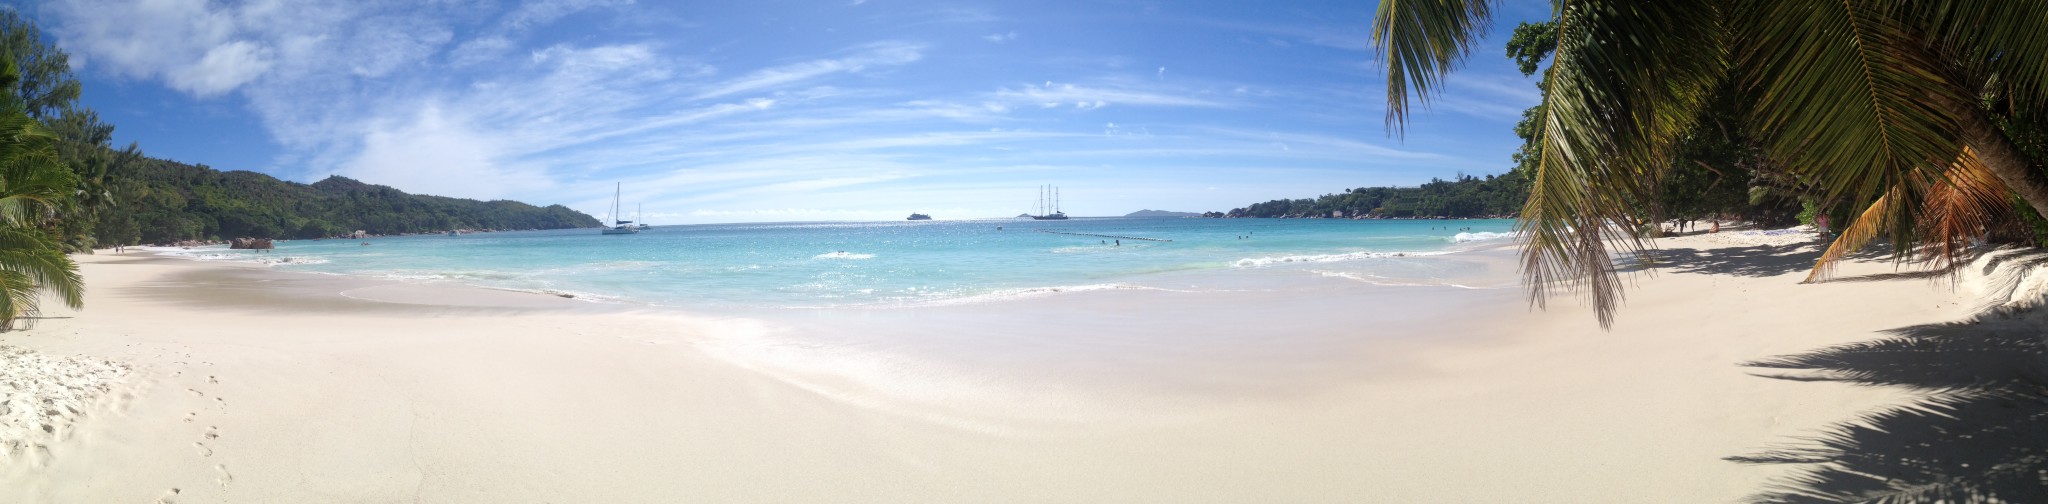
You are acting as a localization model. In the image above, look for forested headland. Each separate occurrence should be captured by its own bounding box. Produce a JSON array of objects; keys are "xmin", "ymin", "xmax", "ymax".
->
[
  {"xmin": 1220, "ymin": 172, "xmax": 1530, "ymax": 219},
  {"xmin": 102, "ymin": 159, "xmax": 599, "ymax": 245},
  {"xmin": 0, "ymin": 12, "xmax": 596, "ymax": 250}
]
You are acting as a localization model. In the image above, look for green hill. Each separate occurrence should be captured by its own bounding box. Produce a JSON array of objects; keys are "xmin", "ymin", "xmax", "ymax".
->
[
  {"xmin": 1224, "ymin": 173, "xmax": 1529, "ymax": 219},
  {"xmin": 101, "ymin": 157, "xmax": 599, "ymax": 244}
]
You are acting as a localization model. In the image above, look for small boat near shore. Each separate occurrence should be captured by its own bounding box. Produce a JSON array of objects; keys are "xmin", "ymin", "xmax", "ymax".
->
[{"xmin": 907, "ymin": 213, "xmax": 932, "ymax": 220}]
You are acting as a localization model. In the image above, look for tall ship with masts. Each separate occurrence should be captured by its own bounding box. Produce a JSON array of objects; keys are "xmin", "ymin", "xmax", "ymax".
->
[{"xmin": 1031, "ymin": 185, "xmax": 1069, "ymax": 220}]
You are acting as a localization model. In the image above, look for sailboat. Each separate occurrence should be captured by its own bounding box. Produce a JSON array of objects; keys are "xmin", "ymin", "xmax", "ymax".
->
[
  {"xmin": 601, "ymin": 183, "xmax": 639, "ymax": 235},
  {"xmin": 635, "ymin": 203, "xmax": 651, "ymax": 229},
  {"xmin": 1031, "ymin": 185, "xmax": 1069, "ymax": 220}
]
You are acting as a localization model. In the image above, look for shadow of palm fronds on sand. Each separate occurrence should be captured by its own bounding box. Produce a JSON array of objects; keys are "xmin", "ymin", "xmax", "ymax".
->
[{"xmin": 1728, "ymin": 302, "xmax": 2048, "ymax": 502}]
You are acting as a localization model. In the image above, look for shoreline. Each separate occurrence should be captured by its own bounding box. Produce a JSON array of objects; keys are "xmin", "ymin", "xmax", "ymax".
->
[
  {"xmin": 127, "ymin": 222, "xmax": 1530, "ymax": 314},
  {"xmin": 1, "ymin": 231, "xmax": 2021, "ymax": 502}
]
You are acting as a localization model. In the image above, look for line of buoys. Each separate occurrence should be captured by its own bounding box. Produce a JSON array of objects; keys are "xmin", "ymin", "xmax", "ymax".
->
[{"xmin": 1035, "ymin": 229, "xmax": 1172, "ymax": 242}]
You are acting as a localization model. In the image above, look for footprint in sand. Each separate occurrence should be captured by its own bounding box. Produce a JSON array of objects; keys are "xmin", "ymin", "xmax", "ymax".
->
[
  {"xmin": 183, "ymin": 412, "xmax": 196, "ymax": 423},
  {"xmin": 193, "ymin": 442, "xmax": 212, "ymax": 457},
  {"xmin": 155, "ymin": 487, "xmax": 180, "ymax": 504},
  {"xmin": 186, "ymin": 388, "xmax": 204, "ymax": 397},
  {"xmin": 207, "ymin": 375, "xmax": 218, "ymax": 384},
  {"xmin": 215, "ymin": 464, "xmax": 233, "ymax": 488},
  {"xmin": 204, "ymin": 426, "xmax": 219, "ymax": 440}
]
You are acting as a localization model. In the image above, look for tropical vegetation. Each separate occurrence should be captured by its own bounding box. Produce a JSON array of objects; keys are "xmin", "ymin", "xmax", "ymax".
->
[
  {"xmin": 101, "ymin": 164, "xmax": 599, "ymax": 245},
  {"xmin": 1223, "ymin": 173, "xmax": 1528, "ymax": 219},
  {"xmin": 1373, "ymin": 1, "xmax": 2048, "ymax": 327},
  {"xmin": 0, "ymin": 53, "xmax": 77, "ymax": 327},
  {"xmin": 0, "ymin": 12, "xmax": 596, "ymax": 329}
]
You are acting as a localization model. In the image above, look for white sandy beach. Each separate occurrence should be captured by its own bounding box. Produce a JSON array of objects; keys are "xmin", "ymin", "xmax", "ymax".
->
[{"xmin": 1, "ymin": 231, "xmax": 2035, "ymax": 503}]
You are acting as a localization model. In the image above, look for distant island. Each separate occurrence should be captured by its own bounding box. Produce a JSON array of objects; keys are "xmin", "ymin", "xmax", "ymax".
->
[
  {"xmin": 1218, "ymin": 173, "xmax": 1528, "ymax": 219},
  {"xmin": 1123, "ymin": 209, "xmax": 1202, "ymax": 218}
]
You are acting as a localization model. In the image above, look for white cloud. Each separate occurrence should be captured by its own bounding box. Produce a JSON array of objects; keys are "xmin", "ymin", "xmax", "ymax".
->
[
  {"xmin": 994, "ymin": 82, "xmax": 1220, "ymax": 109},
  {"xmin": 337, "ymin": 105, "xmax": 551, "ymax": 200},
  {"xmin": 343, "ymin": 15, "xmax": 452, "ymax": 78},
  {"xmin": 450, "ymin": 36, "xmax": 516, "ymax": 67},
  {"xmin": 41, "ymin": 2, "xmax": 1486, "ymax": 222},
  {"xmin": 50, "ymin": 0, "xmax": 257, "ymax": 95},
  {"xmin": 167, "ymin": 40, "xmax": 273, "ymax": 96},
  {"xmin": 694, "ymin": 42, "xmax": 924, "ymax": 100},
  {"xmin": 505, "ymin": 0, "xmax": 635, "ymax": 30}
]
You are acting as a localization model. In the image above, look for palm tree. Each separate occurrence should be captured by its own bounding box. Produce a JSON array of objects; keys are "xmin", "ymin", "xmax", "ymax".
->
[
  {"xmin": 0, "ymin": 55, "xmax": 80, "ymax": 330},
  {"xmin": 1373, "ymin": 1, "xmax": 2048, "ymax": 326}
]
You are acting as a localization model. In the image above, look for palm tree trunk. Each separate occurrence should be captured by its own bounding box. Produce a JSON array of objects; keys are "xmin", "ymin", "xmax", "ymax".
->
[{"xmin": 1935, "ymin": 93, "xmax": 2048, "ymax": 219}]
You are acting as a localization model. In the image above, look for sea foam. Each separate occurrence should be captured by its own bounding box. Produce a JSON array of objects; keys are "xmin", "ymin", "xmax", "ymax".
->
[
  {"xmin": 814, "ymin": 251, "xmax": 876, "ymax": 260},
  {"xmin": 1232, "ymin": 250, "xmax": 1447, "ymax": 268},
  {"xmin": 1451, "ymin": 231, "xmax": 1516, "ymax": 243},
  {"xmin": 923, "ymin": 283, "xmax": 1162, "ymax": 306}
]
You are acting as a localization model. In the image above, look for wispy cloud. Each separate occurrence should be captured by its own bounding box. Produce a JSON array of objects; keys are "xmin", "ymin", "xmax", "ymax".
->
[
  {"xmin": 991, "ymin": 81, "xmax": 1223, "ymax": 109},
  {"xmin": 693, "ymin": 42, "xmax": 924, "ymax": 100},
  {"xmin": 43, "ymin": 0, "xmax": 1531, "ymax": 221},
  {"xmin": 1180, "ymin": 17, "xmax": 1372, "ymax": 51}
]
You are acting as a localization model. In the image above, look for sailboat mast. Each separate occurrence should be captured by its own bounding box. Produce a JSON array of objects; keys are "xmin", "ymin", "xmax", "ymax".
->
[{"xmin": 1055, "ymin": 186, "xmax": 1060, "ymax": 214}]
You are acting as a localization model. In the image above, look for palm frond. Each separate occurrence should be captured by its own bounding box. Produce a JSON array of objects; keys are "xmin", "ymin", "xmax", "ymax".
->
[
  {"xmin": 1913, "ymin": 147, "xmax": 2014, "ymax": 270},
  {"xmin": 0, "ymin": 226, "xmax": 82, "ymax": 309},
  {"xmin": 1737, "ymin": 1, "xmax": 1969, "ymax": 245},
  {"xmin": 1909, "ymin": 0, "xmax": 2048, "ymax": 110},
  {"xmin": 1803, "ymin": 147, "xmax": 2014, "ymax": 283},
  {"xmin": 1518, "ymin": 0, "xmax": 1727, "ymax": 327},
  {"xmin": 1804, "ymin": 184, "xmax": 1899, "ymax": 284},
  {"xmin": 1371, "ymin": 0, "xmax": 1498, "ymax": 134}
]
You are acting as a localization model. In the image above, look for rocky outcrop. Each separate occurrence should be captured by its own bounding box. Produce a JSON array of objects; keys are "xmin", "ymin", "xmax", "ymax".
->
[{"xmin": 229, "ymin": 237, "xmax": 274, "ymax": 250}]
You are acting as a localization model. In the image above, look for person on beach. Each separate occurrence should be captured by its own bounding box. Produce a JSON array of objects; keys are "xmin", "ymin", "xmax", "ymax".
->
[
  {"xmin": 1711, "ymin": 220, "xmax": 1720, "ymax": 233},
  {"xmin": 1816, "ymin": 214, "xmax": 1831, "ymax": 240},
  {"xmin": 1115, "ymin": 240, "xmax": 1121, "ymax": 246}
]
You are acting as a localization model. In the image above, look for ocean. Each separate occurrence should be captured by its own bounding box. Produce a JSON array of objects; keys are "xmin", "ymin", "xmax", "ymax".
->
[{"xmin": 146, "ymin": 217, "xmax": 1519, "ymax": 310}]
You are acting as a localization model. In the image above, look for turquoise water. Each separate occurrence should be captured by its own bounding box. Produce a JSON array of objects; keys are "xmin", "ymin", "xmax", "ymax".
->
[{"xmin": 153, "ymin": 218, "xmax": 1516, "ymax": 309}]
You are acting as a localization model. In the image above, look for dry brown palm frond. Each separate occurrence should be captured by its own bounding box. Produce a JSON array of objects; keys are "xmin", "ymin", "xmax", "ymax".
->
[
  {"xmin": 1912, "ymin": 147, "xmax": 2015, "ymax": 270},
  {"xmin": 1804, "ymin": 147, "xmax": 2015, "ymax": 284},
  {"xmin": 1804, "ymin": 185, "xmax": 1900, "ymax": 284}
]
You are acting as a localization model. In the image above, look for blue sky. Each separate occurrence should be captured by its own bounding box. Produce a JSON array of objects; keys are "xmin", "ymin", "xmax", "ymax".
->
[{"xmin": 29, "ymin": 0, "xmax": 1549, "ymax": 223}]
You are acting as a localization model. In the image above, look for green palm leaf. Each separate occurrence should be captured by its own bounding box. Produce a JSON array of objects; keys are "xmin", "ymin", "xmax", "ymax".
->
[
  {"xmin": 0, "ymin": 52, "xmax": 83, "ymax": 329},
  {"xmin": 1737, "ymin": 0, "xmax": 1971, "ymax": 243},
  {"xmin": 1372, "ymin": 0, "xmax": 1496, "ymax": 134},
  {"xmin": 1522, "ymin": 0, "xmax": 1727, "ymax": 326}
]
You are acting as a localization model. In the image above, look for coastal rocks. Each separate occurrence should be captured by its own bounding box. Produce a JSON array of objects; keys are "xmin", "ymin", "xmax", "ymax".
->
[{"xmin": 228, "ymin": 238, "xmax": 274, "ymax": 250}]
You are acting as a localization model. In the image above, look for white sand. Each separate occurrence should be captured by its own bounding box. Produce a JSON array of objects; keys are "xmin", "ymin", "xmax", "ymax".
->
[
  {"xmin": 0, "ymin": 345, "xmax": 130, "ymax": 468},
  {"xmin": 0, "ymin": 236, "xmax": 2025, "ymax": 502}
]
